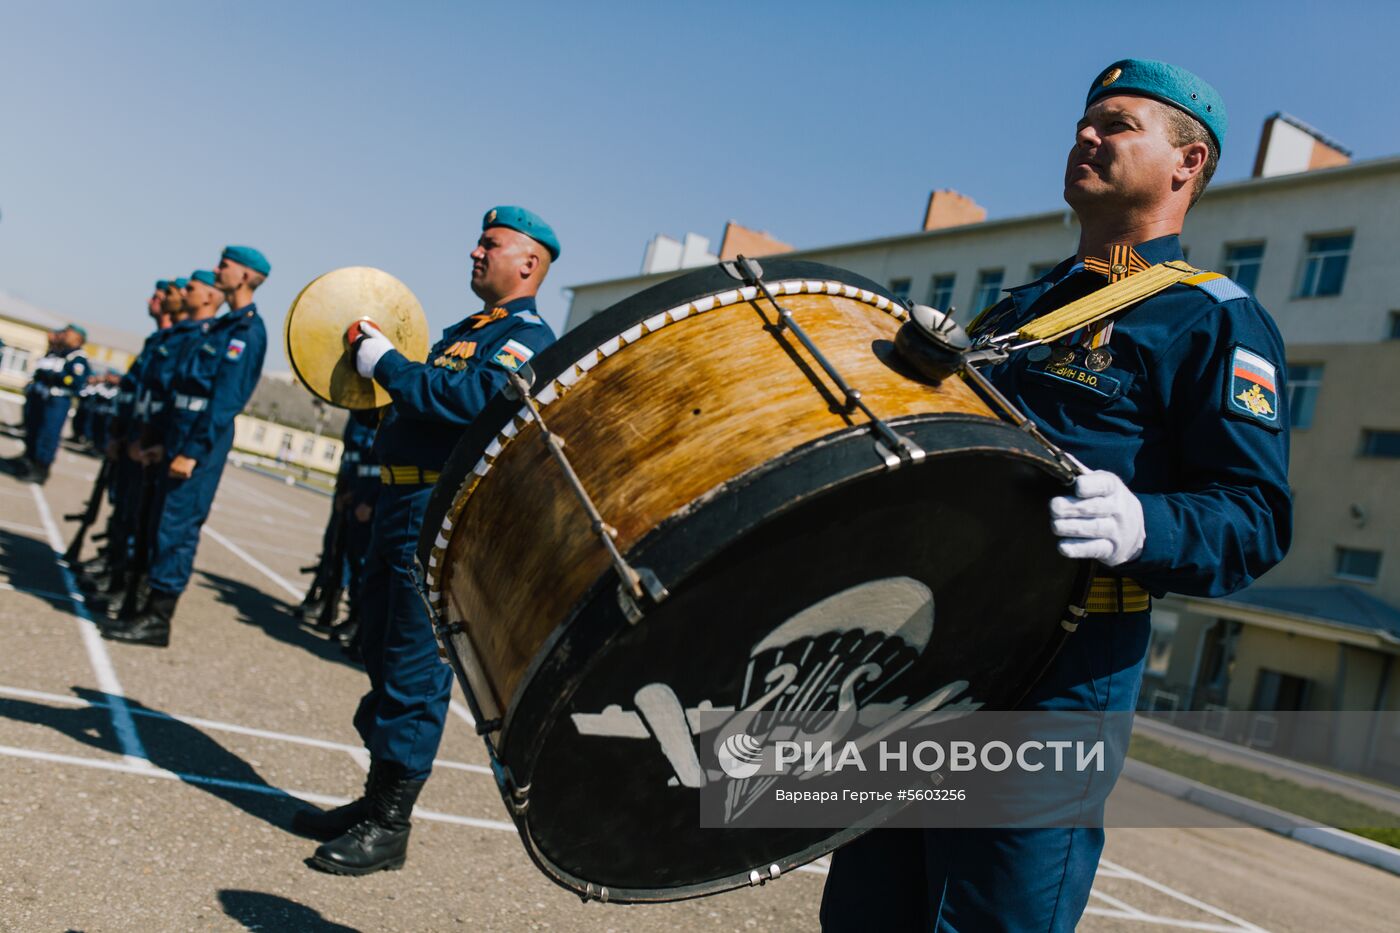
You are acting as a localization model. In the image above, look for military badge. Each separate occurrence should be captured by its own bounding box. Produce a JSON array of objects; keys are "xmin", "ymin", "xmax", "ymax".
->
[
  {"xmin": 493, "ymin": 339, "xmax": 535, "ymax": 372},
  {"xmin": 226, "ymin": 339, "xmax": 246, "ymax": 361},
  {"xmin": 1225, "ymin": 345, "xmax": 1281, "ymax": 429}
]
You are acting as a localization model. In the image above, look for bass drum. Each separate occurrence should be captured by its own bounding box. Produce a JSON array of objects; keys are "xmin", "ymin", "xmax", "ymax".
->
[{"xmin": 418, "ymin": 260, "xmax": 1086, "ymax": 903}]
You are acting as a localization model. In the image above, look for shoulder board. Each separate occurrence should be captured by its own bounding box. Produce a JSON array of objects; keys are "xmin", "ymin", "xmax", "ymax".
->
[
  {"xmin": 514, "ymin": 311, "xmax": 544, "ymax": 325},
  {"xmin": 1181, "ymin": 271, "xmax": 1250, "ymax": 304}
]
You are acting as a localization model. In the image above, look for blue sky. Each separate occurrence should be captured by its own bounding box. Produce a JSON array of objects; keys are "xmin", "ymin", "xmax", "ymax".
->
[{"xmin": 2, "ymin": 1, "xmax": 1398, "ymax": 369}]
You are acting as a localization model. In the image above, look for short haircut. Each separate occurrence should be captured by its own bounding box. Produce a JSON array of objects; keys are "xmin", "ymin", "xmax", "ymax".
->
[{"xmin": 1160, "ymin": 102, "xmax": 1219, "ymax": 207}]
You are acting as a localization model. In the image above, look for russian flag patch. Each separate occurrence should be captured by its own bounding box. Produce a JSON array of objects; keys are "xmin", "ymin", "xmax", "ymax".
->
[
  {"xmin": 226, "ymin": 338, "xmax": 246, "ymax": 361},
  {"xmin": 1225, "ymin": 344, "xmax": 1281, "ymax": 428},
  {"xmin": 492, "ymin": 338, "xmax": 534, "ymax": 373}
]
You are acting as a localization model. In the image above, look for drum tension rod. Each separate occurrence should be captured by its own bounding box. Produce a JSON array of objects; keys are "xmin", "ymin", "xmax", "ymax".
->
[
  {"xmin": 726, "ymin": 256, "xmax": 926, "ymax": 470},
  {"xmin": 505, "ymin": 368, "xmax": 669, "ymax": 624}
]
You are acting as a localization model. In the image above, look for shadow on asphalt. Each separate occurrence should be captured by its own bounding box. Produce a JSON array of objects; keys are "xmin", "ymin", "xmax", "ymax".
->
[
  {"xmin": 219, "ymin": 890, "xmax": 362, "ymax": 932},
  {"xmin": 198, "ymin": 570, "xmax": 359, "ymax": 670},
  {"xmin": 0, "ymin": 687, "xmax": 304, "ymax": 831},
  {"xmin": 0, "ymin": 528, "xmax": 74, "ymax": 613}
]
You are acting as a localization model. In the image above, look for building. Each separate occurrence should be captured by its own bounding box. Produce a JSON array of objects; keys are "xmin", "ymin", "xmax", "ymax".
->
[
  {"xmin": 0, "ymin": 291, "xmax": 143, "ymax": 389},
  {"xmin": 563, "ymin": 116, "xmax": 1400, "ymax": 779}
]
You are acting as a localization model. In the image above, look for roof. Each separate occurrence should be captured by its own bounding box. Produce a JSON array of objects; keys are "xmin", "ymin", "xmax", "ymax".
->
[
  {"xmin": 0, "ymin": 290, "xmax": 146, "ymax": 355},
  {"xmin": 566, "ymin": 153, "xmax": 1400, "ymax": 295},
  {"xmin": 1208, "ymin": 585, "xmax": 1400, "ymax": 643},
  {"xmin": 1269, "ymin": 111, "xmax": 1354, "ymax": 157},
  {"xmin": 243, "ymin": 373, "xmax": 348, "ymax": 435}
]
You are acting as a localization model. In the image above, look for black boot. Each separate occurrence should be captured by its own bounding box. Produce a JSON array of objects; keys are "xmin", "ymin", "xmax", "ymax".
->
[
  {"xmin": 102, "ymin": 590, "xmax": 177, "ymax": 647},
  {"xmin": 292, "ymin": 760, "xmax": 383, "ymax": 841},
  {"xmin": 309, "ymin": 764, "xmax": 424, "ymax": 875},
  {"xmin": 26, "ymin": 462, "xmax": 49, "ymax": 485}
]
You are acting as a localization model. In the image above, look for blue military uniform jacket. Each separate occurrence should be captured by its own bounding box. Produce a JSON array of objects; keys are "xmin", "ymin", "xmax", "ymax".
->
[
  {"xmin": 970, "ymin": 234, "xmax": 1291, "ymax": 598},
  {"xmin": 110, "ymin": 329, "xmax": 162, "ymax": 441},
  {"xmin": 371, "ymin": 296, "xmax": 557, "ymax": 471},
  {"xmin": 131, "ymin": 320, "xmax": 201, "ymax": 443},
  {"xmin": 165, "ymin": 304, "xmax": 267, "ymax": 463},
  {"xmin": 28, "ymin": 348, "xmax": 89, "ymax": 400},
  {"xmin": 340, "ymin": 413, "xmax": 382, "ymax": 506}
]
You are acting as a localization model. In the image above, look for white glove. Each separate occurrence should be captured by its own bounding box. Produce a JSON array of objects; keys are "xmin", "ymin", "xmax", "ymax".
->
[
  {"xmin": 1049, "ymin": 470, "xmax": 1145, "ymax": 566},
  {"xmin": 352, "ymin": 321, "xmax": 395, "ymax": 379}
]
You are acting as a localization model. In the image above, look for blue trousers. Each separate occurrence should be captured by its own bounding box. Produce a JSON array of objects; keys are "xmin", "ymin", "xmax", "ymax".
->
[
  {"xmin": 352, "ymin": 484, "xmax": 453, "ymax": 781},
  {"xmin": 820, "ymin": 610, "xmax": 1152, "ymax": 933},
  {"xmin": 147, "ymin": 431, "xmax": 234, "ymax": 596},
  {"xmin": 24, "ymin": 395, "xmax": 70, "ymax": 466}
]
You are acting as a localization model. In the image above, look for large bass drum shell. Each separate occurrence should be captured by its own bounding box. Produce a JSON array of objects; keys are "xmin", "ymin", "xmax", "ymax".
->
[{"xmin": 419, "ymin": 260, "xmax": 1084, "ymax": 903}]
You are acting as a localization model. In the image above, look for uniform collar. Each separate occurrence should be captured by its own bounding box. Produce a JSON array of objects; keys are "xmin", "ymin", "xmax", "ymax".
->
[{"xmin": 499, "ymin": 295, "xmax": 536, "ymax": 315}]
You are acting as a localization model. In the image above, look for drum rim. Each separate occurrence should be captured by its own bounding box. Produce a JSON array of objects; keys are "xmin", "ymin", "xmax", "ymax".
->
[{"xmin": 416, "ymin": 259, "xmax": 900, "ymax": 578}]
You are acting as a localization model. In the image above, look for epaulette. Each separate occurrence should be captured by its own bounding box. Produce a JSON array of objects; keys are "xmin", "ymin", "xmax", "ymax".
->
[
  {"xmin": 1181, "ymin": 271, "xmax": 1250, "ymax": 304},
  {"xmin": 515, "ymin": 311, "xmax": 544, "ymax": 325}
]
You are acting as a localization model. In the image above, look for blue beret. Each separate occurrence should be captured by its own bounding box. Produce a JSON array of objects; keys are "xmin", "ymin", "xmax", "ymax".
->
[
  {"xmin": 190, "ymin": 270, "xmax": 218, "ymax": 287},
  {"xmin": 483, "ymin": 205, "xmax": 560, "ymax": 261},
  {"xmin": 67, "ymin": 324, "xmax": 87, "ymax": 341},
  {"xmin": 174, "ymin": 277, "xmax": 190, "ymax": 290},
  {"xmin": 156, "ymin": 279, "xmax": 171, "ymax": 291},
  {"xmin": 222, "ymin": 245, "xmax": 271, "ymax": 276},
  {"xmin": 1086, "ymin": 58, "xmax": 1227, "ymax": 151}
]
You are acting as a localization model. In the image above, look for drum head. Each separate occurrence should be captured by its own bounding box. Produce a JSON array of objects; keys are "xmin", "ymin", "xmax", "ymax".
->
[
  {"xmin": 285, "ymin": 266, "xmax": 430, "ymax": 410},
  {"xmin": 499, "ymin": 415, "xmax": 1083, "ymax": 901}
]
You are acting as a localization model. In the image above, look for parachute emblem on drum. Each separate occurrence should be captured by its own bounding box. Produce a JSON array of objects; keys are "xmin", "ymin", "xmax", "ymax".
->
[{"xmin": 570, "ymin": 576, "xmax": 986, "ymax": 822}]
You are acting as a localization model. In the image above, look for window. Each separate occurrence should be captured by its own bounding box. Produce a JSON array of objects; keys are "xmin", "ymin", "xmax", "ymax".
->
[
  {"xmin": 888, "ymin": 278, "xmax": 911, "ymax": 301},
  {"xmin": 1223, "ymin": 242, "xmax": 1265, "ymax": 292},
  {"xmin": 1335, "ymin": 547, "xmax": 1382, "ymax": 583},
  {"xmin": 1286, "ymin": 364, "xmax": 1323, "ymax": 429},
  {"xmin": 1296, "ymin": 233, "xmax": 1352, "ymax": 297},
  {"xmin": 0, "ymin": 345, "xmax": 32, "ymax": 376},
  {"xmin": 1146, "ymin": 610, "xmax": 1179, "ymax": 677},
  {"xmin": 1029, "ymin": 262, "xmax": 1058, "ymax": 281},
  {"xmin": 301, "ymin": 435, "xmax": 316, "ymax": 456},
  {"xmin": 1360, "ymin": 430, "xmax": 1400, "ymax": 458},
  {"xmin": 322, "ymin": 442, "xmax": 337, "ymax": 462},
  {"xmin": 253, "ymin": 424, "xmax": 267, "ymax": 442},
  {"xmin": 972, "ymin": 269, "xmax": 1004, "ymax": 311},
  {"xmin": 1252, "ymin": 669, "xmax": 1312, "ymax": 711},
  {"xmin": 928, "ymin": 274, "xmax": 955, "ymax": 310},
  {"xmin": 1388, "ymin": 311, "xmax": 1400, "ymax": 340}
]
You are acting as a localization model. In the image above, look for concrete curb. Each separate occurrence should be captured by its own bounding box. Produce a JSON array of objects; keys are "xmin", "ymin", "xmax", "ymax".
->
[{"xmin": 1123, "ymin": 758, "xmax": 1400, "ymax": 876}]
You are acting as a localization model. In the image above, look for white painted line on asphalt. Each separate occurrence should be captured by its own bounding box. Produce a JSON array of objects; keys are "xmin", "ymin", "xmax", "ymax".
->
[
  {"xmin": 220, "ymin": 476, "xmax": 312, "ymax": 517},
  {"xmin": 1097, "ymin": 858, "xmax": 1270, "ymax": 932},
  {"xmin": 1081, "ymin": 907, "xmax": 1256, "ymax": 932},
  {"xmin": 1089, "ymin": 888, "xmax": 1152, "ymax": 918},
  {"xmin": 450, "ymin": 698, "xmax": 477, "ymax": 728},
  {"xmin": 0, "ymin": 580, "xmax": 86, "ymax": 603},
  {"xmin": 204, "ymin": 525, "xmax": 306, "ymax": 600},
  {"xmin": 29, "ymin": 483, "xmax": 150, "ymax": 769},
  {"xmin": 0, "ymin": 683, "xmax": 491, "ymax": 775},
  {"xmin": 215, "ymin": 535, "xmax": 320, "ymax": 560}
]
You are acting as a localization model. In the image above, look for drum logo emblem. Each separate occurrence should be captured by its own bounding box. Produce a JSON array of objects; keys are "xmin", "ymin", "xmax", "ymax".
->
[{"xmin": 570, "ymin": 576, "xmax": 984, "ymax": 821}]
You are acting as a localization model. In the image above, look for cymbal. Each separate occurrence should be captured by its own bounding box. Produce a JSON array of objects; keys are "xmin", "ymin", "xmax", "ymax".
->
[{"xmin": 285, "ymin": 267, "xmax": 430, "ymax": 410}]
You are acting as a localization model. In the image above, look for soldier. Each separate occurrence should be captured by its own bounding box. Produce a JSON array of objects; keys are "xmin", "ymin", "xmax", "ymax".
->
[
  {"xmin": 15, "ymin": 324, "xmax": 89, "ymax": 485},
  {"xmin": 106, "ymin": 253, "xmax": 268, "ymax": 647},
  {"xmin": 821, "ymin": 59, "xmax": 1291, "ymax": 932},
  {"xmin": 333, "ymin": 408, "xmax": 383, "ymax": 658},
  {"xmin": 294, "ymin": 206, "xmax": 558, "ymax": 876}
]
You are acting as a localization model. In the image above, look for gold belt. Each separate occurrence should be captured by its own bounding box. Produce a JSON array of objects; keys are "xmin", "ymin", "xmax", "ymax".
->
[
  {"xmin": 1086, "ymin": 575, "xmax": 1150, "ymax": 613},
  {"xmin": 379, "ymin": 466, "xmax": 441, "ymax": 486}
]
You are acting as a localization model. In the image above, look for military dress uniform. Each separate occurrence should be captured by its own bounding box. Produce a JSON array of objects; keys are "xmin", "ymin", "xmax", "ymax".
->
[
  {"xmin": 339, "ymin": 410, "xmax": 382, "ymax": 648},
  {"xmin": 821, "ymin": 62, "xmax": 1292, "ymax": 933},
  {"xmin": 145, "ymin": 303, "xmax": 268, "ymax": 605},
  {"xmin": 21, "ymin": 340, "xmax": 88, "ymax": 482}
]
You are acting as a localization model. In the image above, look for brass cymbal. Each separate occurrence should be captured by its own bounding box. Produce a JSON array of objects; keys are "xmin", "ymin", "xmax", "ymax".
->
[{"xmin": 285, "ymin": 266, "xmax": 430, "ymax": 410}]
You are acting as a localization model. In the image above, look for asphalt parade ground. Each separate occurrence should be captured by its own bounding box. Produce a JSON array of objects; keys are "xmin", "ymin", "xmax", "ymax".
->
[{"xmin": 1, "ymin": 407, "xmax": 1397, "ymax": 931}]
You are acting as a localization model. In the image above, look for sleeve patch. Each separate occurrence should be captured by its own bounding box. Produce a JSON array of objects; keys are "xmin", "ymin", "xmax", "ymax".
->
[
  {"xmin": 492, "ymin": 339, "xmax": 535, "ymax": 372},
  {"xmin": 225, "ymin": 339, "xmax": 246, "ymax": 361},
  {"xmin": 1189, "ymin": 274, "xmax": 1250, "ymax": 303},
  {"xmin": 1225, "ymin": 344, "xmax": 1282, "ymax": 429}
]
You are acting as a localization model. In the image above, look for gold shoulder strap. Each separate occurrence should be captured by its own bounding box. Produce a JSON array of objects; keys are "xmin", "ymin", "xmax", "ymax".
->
[{"xmin": 1014, "ymin": 260, "xmax": 1201, "ymax": 344}]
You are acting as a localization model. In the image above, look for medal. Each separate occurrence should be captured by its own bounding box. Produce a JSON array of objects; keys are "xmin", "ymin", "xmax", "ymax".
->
[
  {"xmin": 1085, "ymin": 347, "xmax": 1113, "ymax": 372},
  {"xmin": 1027, "ymin": 346, "xmax": 1050, "ymax": 362},
  {"xmin": 1050, "ymin": 346, "xmax": 1075, "ymax": 366}
]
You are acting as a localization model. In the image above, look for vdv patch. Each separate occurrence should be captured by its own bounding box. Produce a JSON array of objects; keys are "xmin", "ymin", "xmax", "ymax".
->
[
  {"xmin": 493, "ymin": 339, "xmax": 534, "ymax": 373},
  {"xmin": 226, "ymin": 339, "xmax": 246, "ymax": 361},
  {"xmin": 1225, "ymin": 345, "xmax": 1280, "ymax": 428}
]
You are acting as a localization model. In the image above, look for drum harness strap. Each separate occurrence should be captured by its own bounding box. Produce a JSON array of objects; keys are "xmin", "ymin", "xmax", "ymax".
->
[
  {"xmin": 502, "ymin": 368, "xmax": 670, "ymax": 624},
  {"xmin": 726, "ymin": 255, "xmax": 927, "ymax": 470}
]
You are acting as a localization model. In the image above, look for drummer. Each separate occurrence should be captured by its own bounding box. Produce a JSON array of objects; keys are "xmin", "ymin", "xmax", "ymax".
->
[
  {"xmin": 822, "ymin": 60, "xmax": 1291, "ymax": 931},
  {"xmin": 297, "ymin": 206, "xmax": 558, "ymax": 876}
]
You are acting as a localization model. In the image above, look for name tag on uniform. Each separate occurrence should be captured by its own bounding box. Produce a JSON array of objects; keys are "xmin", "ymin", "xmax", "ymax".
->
[{"xmin": 1031, "ymin": 359, "xmax": 1124, "ymax": 401}]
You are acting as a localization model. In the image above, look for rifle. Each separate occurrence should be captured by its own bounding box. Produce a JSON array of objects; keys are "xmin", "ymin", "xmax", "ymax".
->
[
  {"xmin": 63, "ymin": 457, "xmax": 113, "ymax": 564},
  {"xmin": 116, "ymin": 463, "xmax": 160, "ymax": 620}
]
